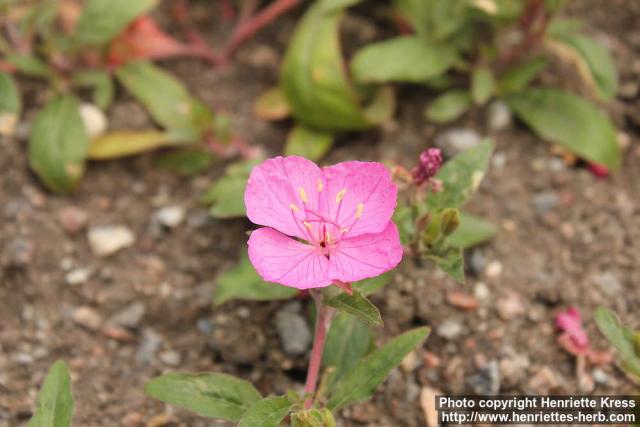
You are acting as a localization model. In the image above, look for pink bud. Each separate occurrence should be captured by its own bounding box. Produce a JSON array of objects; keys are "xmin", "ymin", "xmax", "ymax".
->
[
  {"xmin": 587, "ymin": 162, "xmax": 609, "ymax": 178},
  {"xmin": 412, "ymin": 148, "xmax": 443, "ymax": 185}
]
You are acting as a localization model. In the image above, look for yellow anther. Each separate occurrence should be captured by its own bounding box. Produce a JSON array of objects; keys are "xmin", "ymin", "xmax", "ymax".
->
[
  {"xmin": 325, "ymin": 232, "xmax": 331, "ymax": 244},
  {"xmin": 298, "ymin": 187, "xmax": 308, "ymax": 203},
  {"xmin": 289, "ymin": 204, "xmax": 299, "ymax": 212},
  {"xmin": 355, "ymin": 203, "xmax": 364, "ymax": 219},
  {"xmin": 335, "ymin": 189, "xmax": 347, "ymax": 203},
  {"xmin": 340, "ymin": 228, "xmax": 349, "ymax": 234},
  {"xmin": 303, "ymin": 221, "xmax": 313, "ymax": 230},
  {"xmin": 317, "ymin": 179, "xmax": 323, "ymax": 192}
]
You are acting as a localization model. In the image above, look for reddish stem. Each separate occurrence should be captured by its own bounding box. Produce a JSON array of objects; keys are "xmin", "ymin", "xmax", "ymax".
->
[
  {"xmin": 499, "ymin": 0, "xmax": 548, "ymax": 66},
  {"xmin": 304, "ymin": 291, "xmax": 335, "ymax": 409},
  {"xmin": 217, "ymin": 0, "xmax": 301, "ymax": 64}
]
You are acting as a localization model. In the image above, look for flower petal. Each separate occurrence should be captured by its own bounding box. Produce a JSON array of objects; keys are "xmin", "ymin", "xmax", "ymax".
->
[
  {"xmin": 322, "ymin": 161, "xmax": 397, "ymax": 237},
  {"xmin": 328, "ymin": 221, "xmax": 402, "ymax": 283},
  {"xmin": 245, "ymin": 156, "xmax": 323, "ymax": 239},
  {"xmin": 248, "ymin": 227, "xmax": 331, "ymax": 289}
]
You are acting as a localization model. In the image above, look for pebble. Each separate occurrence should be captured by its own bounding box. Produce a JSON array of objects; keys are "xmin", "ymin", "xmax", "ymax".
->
[
  {"xmin": 532, "ymin": 192, "xmax": 558, "ymax": 215},
  {"xmin": 485, "ymin": 260, "xmax": 503, "ymax": 278},
  {"xmin": 72, "ymin": 306, "xmax": 102, "ymax": 331},
  {"xmin": 65, "ymin": 267, "xmax": 92, "ymax": 285},
  {"xmin": 154, "ymin": 205, "xmax": 185, "ymax": 228},
  {"xmin": 437, "ymin": 320, "xmax": 464, "ymax": 340},
  {"xmin": 108, "ymin": 303, "xmax": 145, "ymax": 329},
  {"xmin": 487, "ymin": 101, "xmax": 512, "ymax": 131},
  {"xmin": 496, "ymin": 292, "xmax": 525, "ymax": 320},
  {"xmin": 79, "ymin": 103, "xmax": 107, "ymax": 137},
  {"xmin": 88, "ymin": 225, "xmax": 135, "ymax": 257},
  {"xmin": 159, "ymin": 350, "xmax": 181, "ymax": 366},
  {"xmin": 474, "ymin": 282, "xmax": 490, "ymax": 301},
  {"xmin": 447, "ymin": 291, "xmax": 479, "ymax": 310},
  {"xmin": 499, "ymin": 353, "xmax": 530, "ymax": 387},
  {"xmin": 197, "ymin": 318, "xmax": 214, "ymax": 334},
  {"xmin": 434, "ymin": 128, "xmax": 482, "ymax": 157},
  {"xmin": 593, "ymin": 271, "xmax": 622, "ymax": 296},
  {"xmin": 401, "ymin": 350, "xmax": 420, "ymax": 373},
  {"xmin": 420, "ymin": 387, "xmax": 441, "ymax": 427},
  {"xmin": 5, "ymin": 238, "xmax": 34, "ymax": 267},
  {"xmin": 528, "ymin": 366, "xmax": 558, "ymax": 393},
  {"xmin": 58, "ymin": 206, "xmax": 88, "ymax": 234},
  {"xmin": 467, "ymin": 360, "xmax": 500, "ymax": 395},
  {"xmin": 275, "ymin": 309, "xmax": 311, "ymax": 356},
  {"xmin": 469, "ymin": 250, "xmax": 486, "ymax": 275},
  {"xmin": 136, "ymin": 329, "xmax": 162, "ymax": 365},
  {"xmin": 592, "ymin": 368, "xmax": 609, "ymax": 385},
  {"xmin": 491, "ymin": 152, "xmax": 507, "ymax": 169}
]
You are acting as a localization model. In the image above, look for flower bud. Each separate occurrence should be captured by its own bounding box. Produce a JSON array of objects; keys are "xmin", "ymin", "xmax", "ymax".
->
[
  {"xmin": 412, "ymin": 148, "xmax": 443, "ymax": 185},
  {"xmin": 440, "ymin": 208, "xmax": 461, "ymax": 236}
]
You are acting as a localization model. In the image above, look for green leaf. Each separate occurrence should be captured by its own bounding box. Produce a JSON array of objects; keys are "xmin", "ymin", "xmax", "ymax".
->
[
  {"xmin": 551, "ymin": 34, "xmax": 617, "ymax": 101},
  {"xmin": 353, "ymin": 273, "xmax": 392, "ymax": 296},
  {"xmin": 547, "ymin": 18, "xmax": 584, "ymax": 38},
  {"xmin": 28, "ymin": 361, "xmax": 74, "ymax": 427},
  {"xmin": 324, "ymin": 290, "xmax": 382, "ymax": 327},
  {"xmin": 116, "ymin": 61, "xmax": 213, "ymax": 138},
  {"xmin": 505, "ymin": 88, "xmax": 620, "ymax": 170},
  {"xmin": 88, "ymin": 131, "xmax": 187, "ymax": 159},
  {"xmin": 238, "ymin": 396, "xmax": 294, "ymax": 427},
  {"xmin": 214, "ymin": 253, "xmax": 298, "ymax": 306},
  {"xmin": 285, "ymin": 125, "xmax": 334, "ymax": 161},
  {"xmin": 351, "ymin": 36, "xmax": 456, "ymax": 84},
  {"xmin": 254, "ymin": 87, "xmax": 291, "ymax": 121},
  {"xmin": 155, "ymin": 148, "xmax": 213, "ymax": 175},
  {"xmin": 322, "ymin": 313, "xmax": 373, "ymax": 392},
  {"xmin": 280, "ymin": 2, "xmax": 372, "ymax": 131},
  {"xmin": 291, "ymin": 408, "xmax": 337, "ymax": 427},
  {"xmin": 497, "ymin": 57, "xmax": 547, "ymax": 94},
  {"xmin": 327, "ymin": 327, "xmax": 430, "ymax": 411},
  {"xmin": 0, "ymin": 72, "xmax": 21, "ymax": 136},
  {"xmin": 393, "ymin": 0, "xmax": 469, "ymax": 40},
  {"xmin": 202, "ymin": 159, "xmax": 261, "ymax": 219},
  {"xmin": 471, "ymin": 67, "xmax": 495, "ymax": 105},
  {"xmin": 72, "ymin": 71, "xmax": 114, "ymax": 109},
  {"xmin": 362, "ymin": 85, "xmax": 396, "ymax": 125},
  {"xmin": 5, "ymin": 54, "xmax": 52, "ymax": 78},
  {"xmin": 426, "ymin": 246, "xmax": 465, "ymax": 283},
  {"xmin": 448, "ymin": 213, "xmax": 497, "ymax": 249},
  {"xmin": 73, "ymin": 0, "xmax": 157, "ymax": 46},
  {"xmin": 29, "ymin": 95, "xmax": 88, "ymax": 193},
  {"xmin": 595, "ymin": 307, "xmax": 640, "ymax": 378},
  {"xmin": 393, "ymin": 204, "xmax": 415, "ymax": 246},
  {"xmin": 145, "ymin": 372, "xmax": 262, "ymax": 422},
  {"xmin": 425, "ymin": 90, "xmax": 472, "ymax": 124},
  {"xmin": 427, "ymin": 140, "xmax": 494, "ymax": 210}
]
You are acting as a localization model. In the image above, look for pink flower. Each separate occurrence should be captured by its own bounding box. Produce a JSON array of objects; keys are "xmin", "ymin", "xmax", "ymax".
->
[
  {"xmin": 245, "ymin": 156, "xmax": 402, "ymax": 289},
  {"xmin": 412, "ymin": 148, "xmax": 443, "ymax": 185},
  {"xmin": 555, "ymin": 307, "xmax": 589, "ymax": 354}
]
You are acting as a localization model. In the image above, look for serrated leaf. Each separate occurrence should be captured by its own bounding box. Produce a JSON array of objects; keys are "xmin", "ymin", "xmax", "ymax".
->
[
  {"xmin": 72, "ymin": 71, "xmax": 114, "ymax": 109},
  {"xmin": 322, "ymin": 313, "xmax": 373, "ymax": 392},
  {"xmin": 352, "ymin": 273, "xmax": 392, "ymax": 296},
  {"xmin": 202, "ymin": 159, "xmax": 261, "ymax": 219},
  {"xmin": 448, "ymin": 212, "xmax": 497, "ymax": 249},
  {"xmin": 427, "ymin": 140, "xmax": 494, "ymax": 210},
  {"xmin": 238, "ymin": 396, "xmax": 294, "ymax": 427},
  {"xmin": 550, "ymin": 34, "xmax": 617, "ymax": 101},
  {"xmin": 88, "ymin": 131, "xmax": 187, "ymax": 159},
  {"xmin": 280, "ymin": 2, "xmax": 372, "ymax": 131},
  {"xmin": 471, "ymin": 67, "xmax": 495, "ymax": 105},
  {"xmin": 595, "ymin": 307, "xmax": 640, "ymax": 378},
  {"xmin": 426, "ymin": 246, "xmax": 465, "ymax": 283},
  {"xmin": 324, "ymin": 290, "xmax": 382, "ymax": 327},
  {"xmin": 327, "ymin": 327, "xmax": 430, "ymax": 410},
  {"xmin": 0, "ymin": 72, "xmax": 21, "ymax": 136},
  {"xmin": 505, "ymin": 88, "xmax": 620, "ymax": 170},
  {"xmin": 5, "ymin": 54, "xmax": 52, "ymax": 78},
  {"xmin": 351, "ymin": 36, "xmax": 456, "ymax": 84},
  {"xmin": 285, "ymin": 125, "xmax": 334, "ymax": 161},
  {"xmin": 29, "ymin": 95, "xmax": 88, "ymax": 193},
  {"xmin": 145, "ymin": 372, "xmax": 262, "ymax": 422},
  {"xmin": 73, "ymin": 0, "xmax": 157, "ymax": 46},
  {"xmin": 116, "ymin": 61, "xmax": 213, "ymax": 138},
  {"xmin": 497, "ymin": 57, "xmax": 547, "ymax": 94},
  {"xmin": 425, "ymin": 90, "xmax": 472, "ymax": 124},
  {"xmin": 254, "ymin": 87, "xmax": 291, "ymax": 120},
  {"xmin": 28, "ymin": 361, "xmax": 74, "ymax": 427},
  {"xmin": 154, "ymin": 148, "xmax": 213, "ymax": 175},
  {"xmin": 214, "ymin": 253, "xmax": 297, "ymax": 306}
]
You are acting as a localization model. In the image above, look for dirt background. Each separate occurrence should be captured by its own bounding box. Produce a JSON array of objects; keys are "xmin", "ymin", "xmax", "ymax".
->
[{"xmin": 1, "ymin": 1, "xmax": 640, "ymax": 426}]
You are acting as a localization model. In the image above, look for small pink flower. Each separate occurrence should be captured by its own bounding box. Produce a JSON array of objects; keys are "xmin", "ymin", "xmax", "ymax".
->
[
  {"xmin": 412, "ymin": 148, "xmax": 443, "ymax": 185},
  {"xmin": 555, "ymin": 307, "xmax": 589, "ymax": 354},
  {"xmin": 245, "ymin": 156, "xmax": 402, "ymax": 289}
]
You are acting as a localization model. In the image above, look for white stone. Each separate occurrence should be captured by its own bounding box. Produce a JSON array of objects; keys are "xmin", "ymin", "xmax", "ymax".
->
[
  {"xmin": 487, "ymin": 101, "xmax": 512, "ymax": 131},
  {"xmin": 79, "ymin": 103, "xmax": 107, "ymax": 137},
  {"xmin": 88, "ymin": 225, "xmax": 135, "ymax": 257},
  {"xmin": 65, "ymin": 267, "xmax": 92, "ymax": 285},
  {"xmin": 154, "ymin": 205, "xmax": 185, "ymax": 228}
]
